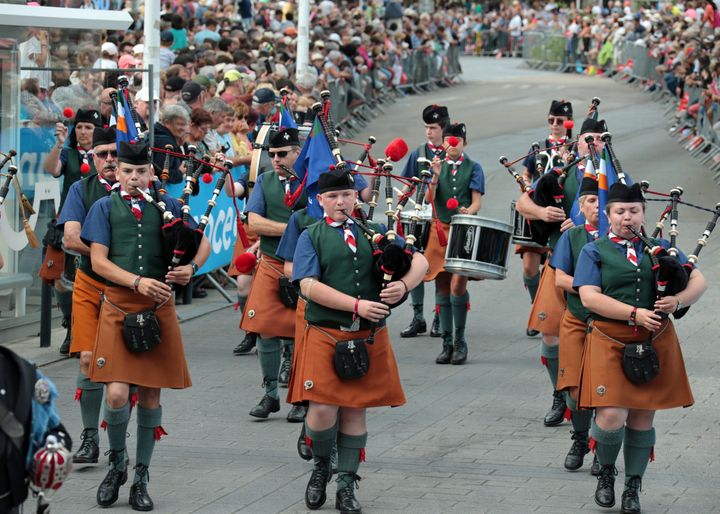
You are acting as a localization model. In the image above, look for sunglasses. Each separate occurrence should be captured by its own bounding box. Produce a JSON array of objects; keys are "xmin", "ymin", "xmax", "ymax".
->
[
  {"xmin": 268, "ymin": 150, "xmax": 289, "ymax": 158},
  {"xmin": 547, "ymin": 117, "xmax": 567, "ymax": 126},
  {"xmin": 95, "ymin": 150, "xmax": 118, "ymax": 159}
]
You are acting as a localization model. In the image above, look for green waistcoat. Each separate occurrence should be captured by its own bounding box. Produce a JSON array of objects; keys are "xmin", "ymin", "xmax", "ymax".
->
[
  {"xmin": 434, "ymin": 158, "xmax": 473, "ymax": 224},
  {"xmin": 293, "ymin": 208, "xmax": 318, "ymax": 233},
  {"xmin": 78, "ymin": 174, "xmax": 112, "ymax": 283},
  {"xmin": 305, "ymin": 221, "xmax": 381, "ymax": 330},
  {"xmin": 60, "ymin": 148, "xmax": 96, "ymax": 210},
  {"xmin": 565, "ymin": 225, "xmax": 594, "ymax": 321},
  {"xmin": 258, "ymin": 171, "xmax": 307, "ymax": 260},
  {"xmin": 595, "ymin": 236, "xmax": 656, "ymax": 313},
  {"xmin": 108, "ymin": 193, "xmax": 166, "ymax": 282},
  {"xmin": 547, "ymin": 164, "xmax": 581, "ymax": 249}
]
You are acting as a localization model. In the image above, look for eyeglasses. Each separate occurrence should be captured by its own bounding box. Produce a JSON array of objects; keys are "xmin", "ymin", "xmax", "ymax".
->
[
  {"xmin": 268, "ymin": 150, "xmax": 289, "ymax": 158},
  {"xmin": 95, "ymin": 150, "xmax": 118, "ymax": 159},
  {"xmin": 547, "ymin": 117, "xmax": 567, "ymax": 126}
]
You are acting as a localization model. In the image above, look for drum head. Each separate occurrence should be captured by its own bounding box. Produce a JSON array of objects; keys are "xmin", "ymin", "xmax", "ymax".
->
[{"xmin": 445, "ymin": 215, "xmax": 512, "ymax": 280}]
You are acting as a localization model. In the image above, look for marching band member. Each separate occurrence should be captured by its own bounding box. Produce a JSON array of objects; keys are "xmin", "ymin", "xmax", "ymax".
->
[
  {"xmin": 57, "ymin": 126, "xmax": 118, "ymax": 465},
  {"xmin": 289, "ymin": 167, "xmax": 428, "ymax": 513},
  {"xmin": 574, "ymin": 182, "xmax": 706, "ymax": 514},
  {"xmin": 424, "ymin": 122, "xmax": 484, "ymax": 365},
  {"xmin": 399, "ymin": 104, "xmax": 450, "ymax": 339},
  {"xmin": 82, "ymin": 141, "xmax": 210, "ymax": 511}
]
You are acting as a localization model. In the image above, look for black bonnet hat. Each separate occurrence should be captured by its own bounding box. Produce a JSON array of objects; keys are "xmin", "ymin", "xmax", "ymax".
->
[
  {"xmin": 578, "ymin": 176, "xmax": 599, "ymax": 197},
  {"xmin": 74, "ymin": 108, "xmax": 103, "ymax": 127},
  {"xmin": 318, "ymin": 167, "xmax": 355, "ymax": 194},
  {"xmin": 580, "ymin": 118, "xmax": 608, "ymax": 135},
  {"xmin": 422, "ymin": 104, "xmax": 450, "ymax": 125},
  {"xmin": 269, "ymin": 128, "xmax": 300, "ymax": 148},
  {"xmin": 549, "ymin": 100, "xmax": 573, "ymax": 118},
  {"xmin": 118, "ymin": 141, "xmax": 151, "ymax": 165},
  {"xmin": 607, "ymin": 182, "xmax": 644, "ymax": 204},
  {"xmin": 92, "ymin": 126, "xmax": 116, "ymax": 148},
  {"xmin": 442, "ymin": 122, "xmax": 466, "ymax": 140}
]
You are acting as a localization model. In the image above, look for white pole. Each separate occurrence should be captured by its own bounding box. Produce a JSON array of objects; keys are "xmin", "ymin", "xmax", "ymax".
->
[
  {"xmin": 296, "ymin": 0, "xmax": 310, "ymax": 81},
  {"xmin": 143, "ymin": 1, "xmax": 160, "ymax": 102}
]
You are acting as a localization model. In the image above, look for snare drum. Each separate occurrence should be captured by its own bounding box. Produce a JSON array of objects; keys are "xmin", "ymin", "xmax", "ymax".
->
[
  {"xmin": 400, "ymin": 206, "xmax": 432, "ymax": 251},
  {"xmin": 444, "ymin": 215, "xmax": 512, "ymax": 280},
  {"xmin": 510, "ymin": 200, "xmax": 542, "ymax": 248}
]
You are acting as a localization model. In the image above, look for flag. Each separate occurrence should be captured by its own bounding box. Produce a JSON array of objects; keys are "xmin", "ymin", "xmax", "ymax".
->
[
  {"xmin": 568, "ymin": 158, "xmax": 596, "ymax": 225},
  {"xmin": 279, "ymin": 100, "xmax": 298, "ymax": 130},
  {"xmin": 293, "ymin": 117, "xmax": 335, "ymax": 219},
  {"xmin": 116, "ymin": 90, "xmax": 139, "ymax": 143},
  {"xmin": 597, "ymin": 147, "xmax": 632, "ymax": 235}
]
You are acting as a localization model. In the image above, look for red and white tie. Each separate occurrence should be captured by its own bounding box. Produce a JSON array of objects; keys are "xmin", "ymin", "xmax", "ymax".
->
[
  {"xmin": 445, "ymin": 155, "xmax": 464, "ymax": 176},
  {"xmin": 98, "ymin": 176, "xmax": 119, "ymax": 192},
  {"xmin": 609, "ymin": 233, "xmax": 638, "ymax": 266},
  {"xmin": 428, "ymin": 142, "xmax": 443, "ymax": 156},
  {"xmin": 585, "ymin": 224, "xmax": 599, "ymax": 239},
  {"xmin": 121, "ymin": 190, "xmax": 143, "ymax": 221},
  {"xmin": 326, "ymin": 217, "xmax": 357, "ymax": 253}
]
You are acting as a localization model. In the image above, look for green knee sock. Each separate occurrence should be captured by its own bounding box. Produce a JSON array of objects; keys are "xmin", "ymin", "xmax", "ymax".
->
[
  {"xmin": 103, "ymin": 402, "xmax": 130, "ymax": 471},
  {"xmin": 336, "ymin": 432, "xmax": 368, "ymax": 491},
  {"xmin": 435, "ymin": 294, "xmax": 452, "ymax": 340},
  {"xmin": 77, "ymin": 373, "xmax": 103, "ymax": 441},
  {"xmin": 410, "ymin": 283, "xmax": 425, "ymax": 321},
  {"xmin": 257, "ymin": 337, "xmax": 282, "ymax": 399},
  {"xmin": 571, "ymin": 410, "xmax": 593, "ymax": 433},
  {"xmin": 590, "ymin": 419, "xmax": 624, "ymax": 467},
  {"xmin": 282, "ymin": 339, "xmax": 294, "ymax": 360},
  {"xmin": 134, "ymin": 406, "xmax": 162, "ymax": 484},
  {"xmin": 623, "ymin": 427, "xmax": 655, "ymax": 482},
  {"xmin": 523, "ymin": 273, "xmax": 540, "ymax": 303},
  {"xmin": 237, "ymin": 294, "xmax": 247, "ymax": 315},
  {"xmin": 541, "ymin": 342, "xmax": 559, "ymax": 388},
  {"xmin": 450, "ymin": 292, "xmax": 469, "ymax": 341},
  {"xmin": 305, "ymin": 423, "xmax": 337, "ymax": 459}
]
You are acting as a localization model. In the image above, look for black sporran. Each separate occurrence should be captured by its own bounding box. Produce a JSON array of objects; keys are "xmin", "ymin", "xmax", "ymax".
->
[
  {"xmin": 622, "ymin": 341, "xmax": 660, "ymax": 384},
  {"xmin": 334, "ymin": 339, "xmax": 370, "ymax": 380},
  {"xmin": 122, "ymin": 309, "xmax": 162, "ymax": 353},
  {"xmin": 278, "ymin": 276, "xmax": 299, "ymax": 309}
]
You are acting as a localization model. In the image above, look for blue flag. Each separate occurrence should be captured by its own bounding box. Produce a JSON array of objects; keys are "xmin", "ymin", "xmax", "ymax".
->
[
  {"xmin": 293, "ymin": 118, "xmax": 335, "ymax": 219},
  {"xmin": 115, "ymin": 90, "xmax": 139, "ymax": 143},
  {"xmin": 279, "ymin": 102, "xmax": 298, "ymax": 130},
  {"xmin": 598, "ymin": 148, "xmax": 632, "ymax": 236},
  {"xmin": 569, "ymin": 158, "xmax": 593, "ymax": 226}
]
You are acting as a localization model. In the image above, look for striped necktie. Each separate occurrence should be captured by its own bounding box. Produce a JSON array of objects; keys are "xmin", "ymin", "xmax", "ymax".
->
[
  {"xmin": 446, "ymin": 155, "xmax": 464, "ymax": 176},
  {"xmin": 609, "ymin": 232, "xmax": 639, "ymax": 266},
  {"xmin": 325, "ymin": 217, "xmax": 357, "ymax": 253},
  {"xmin": 585, "ymin": 224, "xmax": 599, "ymax": 239},
  {"xmin": 120, "ymin": 190, "xmax": 143, "ymax": 221},
  {"xmin": 98, "ymin": 176, "xmax": 119, "ymax": 192}
]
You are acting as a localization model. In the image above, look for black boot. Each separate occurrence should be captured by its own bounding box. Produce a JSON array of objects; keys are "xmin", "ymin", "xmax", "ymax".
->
[
  {"xmin": 400, "ymin": 317, "xmax": 426, "ymax": 338},
  {"xmin": 96, "ymin": 449, "xmax": 128, "ymax": 507},
  {"xmin": 287, "ymin": 404, "xmax": 307, "ymax": 423},
  {"xmin": 526, "ymin": 328, "xmax": 540, "ymax": 337},
  {"xmin": 430, "ymin": 312, "xmax": 441, "ymax": 337},
  {"xmin": 233, "ymin": 332, "xmax": 257, "ymax": 355},
  {"xmin": 59, "ymin": 316, "xmax": 71, "ymax": 355},
  {"xmin": 591, "ymin": 454, "xmax": 601, "ymax": 476},
  {"xmin": 74, "ymin": 428, "xmax": 100, "ymax": 464},
  {"xmin": 249, "ymin": 394, "xmax": 280, "ymax": 419},
  {"xmin": 278, "ymin": 351, "xmax": 292, "ymax": 388},
  {"xmin": 128, "ymin": 465, "xmax": 154, "ymax": 511},
  {"xmin": 435, "ymin": 335, "xmax": 453, "ymax": 364},
  {"xmin": 620, "ymin": 476, "xmax": 642, "ymax": 514},
  {"xmin": 451, "ymin": 337, "xmax": 468, "ymax": 365},
  {"xmin": 544, "ymin": 391, "xmax": 567, "ymax": 427},
  {"xmin": 335, "ymin": 474, "xmax": 362, "ymax": 514},
  {"xmin": 594, "ymin": 464, "xmax": 617, "ymax": 508},
  {"xmin": 564, "ymin": 430, "xmax": 590, "ymax": 471},
  {"xmin": 305, "ymin": 456, "xmax": 332, "ymax": 509},
  {"xmin": 297, "ymin": 424, "xmax": 313, "ymax": 461}
]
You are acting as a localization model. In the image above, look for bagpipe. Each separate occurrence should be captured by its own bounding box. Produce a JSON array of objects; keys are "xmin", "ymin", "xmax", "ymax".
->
[{"xmin": 0, "ymin": 151, "xmax": 39, "ymax": 248}]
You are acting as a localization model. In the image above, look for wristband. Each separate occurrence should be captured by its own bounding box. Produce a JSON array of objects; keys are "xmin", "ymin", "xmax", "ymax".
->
[
  {"xmin": 399, "ymin": 280, "xmax": 408, "ymax": 294},
  {"xmin": 674, "ymin": 296, "xmax": 683, "ymax": 312},
  {"xmin": 628, "ymin": 306, "xmax": 638, "ymax": 326},
  {"xmin": 353, "ymin": 298, "xmax": 360, "ymax": 321},
  {"xmin": 190, "ymin": 260, "xmax": 199, "ymax": 274},
  {"xmin": 132, "ymin": 275, "xmax": 142, "ymax": 293}
]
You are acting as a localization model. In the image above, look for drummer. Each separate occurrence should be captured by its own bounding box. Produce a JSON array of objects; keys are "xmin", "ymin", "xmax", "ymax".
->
[
  {"xmin": 399, "ymin": 104, "xmax": 451, "ymax": 339},
  {"xmin": 424, "ymin": 122, "xmax": 485, "ymax": 365},
  {"xmin": 517, "ymin": 100, "xmax": 573, "ymax": 337},
  {"xmin": 515, "ymin": 115, "xmax": 607, "ymax": 427},
  {"xmin": 574, "ymin": 182, "xmax": 706, "ymax": 513}
]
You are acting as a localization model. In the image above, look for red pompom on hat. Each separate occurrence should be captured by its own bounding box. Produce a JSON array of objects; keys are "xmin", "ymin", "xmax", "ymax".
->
[
  {"xmin": 202, "ymin": 173, "xmax": 213, "ymax": 184},
  {"xmin": 80, "ymin": 162, "xmax": 91, "ymax": 174},
  {"xmin": 62, "ymin": 107, "xmax": 74, "ymax": 118},
  {"xmin": 446, "ymin": 198, "xmax": 459, "ymax": 210},
  {"xmin": 385, "ymin": 138, "xmax": 409, "ymax": 162},
  {"xmin": 234, "ymin": 252, "xmax": 257, "ymax": 273},
  {"xmin": 447, "ymin": 136, "xmax": 459, "ymax": 147},
  {"xmin": 563, "ymin": 120, "xmax": 575, "ymax": 130}
]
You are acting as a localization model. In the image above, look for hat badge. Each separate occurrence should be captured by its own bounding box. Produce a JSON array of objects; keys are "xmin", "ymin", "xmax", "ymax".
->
[
  {"xmin": 432, "ymin": 113, "xmax": 438, "ymax": 119},
  {"xmin": 563, "ymin": 105, "xmax": 569, "ymax": 113},
  {"xmin": 93, "ymin": 112, "xmax": 99, "ymax": 119},
  {"xmin": 283, "ymin": 132, "xmax": 290, "ymax": 140}
]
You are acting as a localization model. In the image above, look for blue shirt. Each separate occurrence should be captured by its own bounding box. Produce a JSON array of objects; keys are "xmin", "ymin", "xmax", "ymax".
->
[
  {"xmin": 549, "ymin": 227, "xmax": 595, "ymax": 276},
  {"xmin": 276, "ymin": 210, "xmax": 318, "ymax": 262},
  {"xmin": 466, "ymin": 156, "xmax": 486, "ymax": 194},
  {"xmin": 401, "ymin": 143, "xmax": 445, "ymax": 179},
  {"xmin": 194, "ymin": 29, "xmax": 221, "ymax": 44},
  {"xmin": 57, "ymin": 179, "xmax": 89, "ymax": 227}
]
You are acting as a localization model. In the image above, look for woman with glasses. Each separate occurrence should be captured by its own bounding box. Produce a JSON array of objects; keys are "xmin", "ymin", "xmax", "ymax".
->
[{"xmin": 187, "ymin": 108, "xmax": 213, "ymax": 156}]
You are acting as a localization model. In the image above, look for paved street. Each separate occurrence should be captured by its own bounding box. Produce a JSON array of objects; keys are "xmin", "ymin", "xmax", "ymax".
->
[{"xmin": 10, "ymin": 57, "xmax": 720, "ymax": 513}]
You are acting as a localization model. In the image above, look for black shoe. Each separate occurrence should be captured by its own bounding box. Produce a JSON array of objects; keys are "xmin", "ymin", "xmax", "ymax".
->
[
  {"xmin": 74, "ymin": 428, "xmax": 100, "ymax": 464},
  {"xmin": 335, "ymin": 474, "xmax": 362, "ymax": 514},
  {"xmin": 233, "ymin": 333, "xmax": 257, "ymax": 355},
  {"xmin": 620, "ymin": 476, "xmax": 642, "ymax": 514},
  {"xmin": 192, "ymin": 287, "xmax": 208, "ymax": 298},
  {"xmin": 96, "ymin": 450, "xmax": 128, "ymax": 507},
  {"xmin": 59, "ymin": 317, "xmax": 71, "ymax": 355},
  {"xmin": 430, "ymin": 312, "xmax": 441, "ymax": 337},
  {"xmin": 249, "ymin": 394, "xmax": 280, "ymax": 419},
  {"xmin": 400, "ymin": 317, "xmax": 426, "ymax": 338},
  {"xmin": 591, "ymin": 454, "xmax": 601, "ymax": 476},
  {"xmin": 305, "ymin": 457, "xmax": 332, "ymax": 509},
  {"xmin": 278, "ymin": 354, "xmax": 292, "ymax": 388},
  {"xmin": 451, "ymin": 338, "xmax": 468, "ymax": 365},
  {"xmin": 544, "ymin": 391, "xmax": 567, "ymax": 427},
  {"xmin": 594, "ymin": 464, "xmax": 617, "ymax": 508},
  {"xmin": 564, "ymin": 430, "xmax": 590, "ymax": 471},
  {"xmin": 287, "ymin": 404, "xmax": 307, "ymax": 423},
  {"xmin": 128, "ymin": 465, "xmax": 153, "ymax": 511},
  {"xmin": 297, "ymin": 424, "xmax": 313, "ymax": 461},
  {"xmin": 526, "ymin": 328, "xmax": 540, "ymax": 337},
  {"xmin": 435, "ymin": 337, "xmax": 453, "ymax": 365}
]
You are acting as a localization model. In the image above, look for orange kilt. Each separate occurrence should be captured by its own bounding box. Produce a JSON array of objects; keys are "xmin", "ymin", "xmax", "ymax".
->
[
  {"xmin": 287, "ymin": 324, "xmax": 406, "ymax": 409},
  {"xmin": 70, "ymin": 270, "xmax": 106, "ymax": 354},
  {"xmin": 287, "ymin": 297, "xmax": 307, "ymax": 405},
  {"xmin": 578, "ymin": 319, "xmax": 693, "ymax": 410},
  {"xmin": 423, "ymin": 220, "xmax": 449, "ymax": 282},
  {"xmin": 514, "ymin": 244, "xmax": 548, "ymax": 256},
  {"xmin": 240, "ymin": 255, "xmax": 295, "ymax": 339},
  {"xmin": 227, "ymin": 224, "xmax": 258, "ymax": 277},
  {"xmin": 527, "ymin": 263, "xmax": 566, "ymax": 336},
  {"xmin": 556, "ymin": 310, "xmax": 588, "ymax": 391},
  {"xmin": 88, "ymin": 286, "xmax": 192, "ymax": 389}
]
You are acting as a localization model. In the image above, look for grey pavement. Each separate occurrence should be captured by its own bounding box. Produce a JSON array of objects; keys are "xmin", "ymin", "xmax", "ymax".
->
[{"xmin": 9, "ymin": 57, "xmax": 720, "ymax": 514}]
